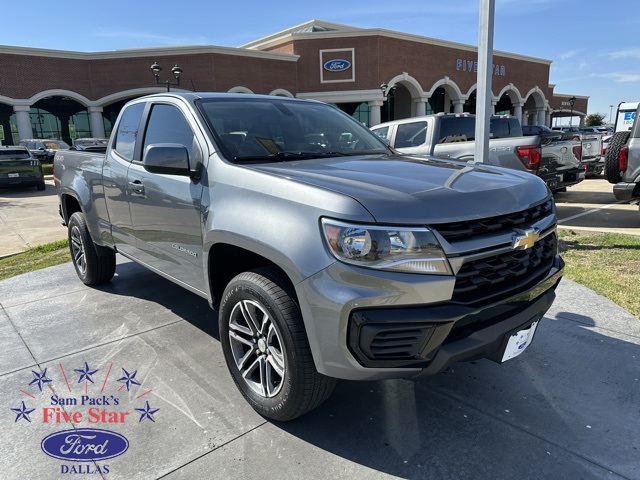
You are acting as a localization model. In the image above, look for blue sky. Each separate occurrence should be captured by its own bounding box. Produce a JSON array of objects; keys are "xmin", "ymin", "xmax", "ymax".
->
[{"xmin": 3, "ymin": 0, "xmax": 638, "ymax": 122}]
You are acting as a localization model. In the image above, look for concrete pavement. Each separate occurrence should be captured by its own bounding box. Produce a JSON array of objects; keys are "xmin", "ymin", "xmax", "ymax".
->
[
  {"xmin": 1, "ymin": 258, "xmax": 638, "ymax": 479},
  {"xmin": 555, "ymin": 177, "xmax": 640, "ymax": 236},
  {"xmin": 0, "ymin": 177, "xmax": 66, "ymax": 258}
]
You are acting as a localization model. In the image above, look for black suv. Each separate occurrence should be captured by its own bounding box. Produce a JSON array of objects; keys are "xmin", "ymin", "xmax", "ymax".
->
[{"xmin": 18, "ymin": 139, "xmax": 70, "ymax": 163}]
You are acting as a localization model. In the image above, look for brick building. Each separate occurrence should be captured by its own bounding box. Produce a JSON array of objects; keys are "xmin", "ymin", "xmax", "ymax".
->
[{"xmin": 0, "ymin": 20, "xmax": 587, "ymax": 145}]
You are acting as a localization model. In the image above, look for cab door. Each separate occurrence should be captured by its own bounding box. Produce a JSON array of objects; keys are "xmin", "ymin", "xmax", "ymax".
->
[{"xmin": 126, "ymin": 102, "xmax": 207, "ymax": 293}]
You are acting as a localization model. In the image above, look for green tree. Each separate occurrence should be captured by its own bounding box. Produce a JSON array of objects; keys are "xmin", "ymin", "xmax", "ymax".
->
[{"xmin": 585, "ymin": 113, "xmax": 606, "ymax": 126}]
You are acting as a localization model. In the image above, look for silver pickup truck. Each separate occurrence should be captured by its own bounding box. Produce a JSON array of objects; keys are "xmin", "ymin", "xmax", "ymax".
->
[
  {"xmin": 372, "ymin": 114, "xmax": 585, "ymax": 192},
  {"xmin": 606, "ymin": 103, "xmax": 640, "ymax": 207},
  {"xmin": 552, "ymin": 125, "xmax": 603, "ymax": 175},
  {"xmin": 54, "ymin": 93, "xmax": 564, "ymax": 420}
]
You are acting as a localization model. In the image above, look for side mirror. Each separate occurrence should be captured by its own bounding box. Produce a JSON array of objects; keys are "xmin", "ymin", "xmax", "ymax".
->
[{"xmin": 143, "ymin": 143, "xmax": 193, "ymax": 176}]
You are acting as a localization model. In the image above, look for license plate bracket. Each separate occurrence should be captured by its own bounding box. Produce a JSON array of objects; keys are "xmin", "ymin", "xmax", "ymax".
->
[{"xmin": 501, "ymin": 320, "xmax": 539, "ymax": 362}]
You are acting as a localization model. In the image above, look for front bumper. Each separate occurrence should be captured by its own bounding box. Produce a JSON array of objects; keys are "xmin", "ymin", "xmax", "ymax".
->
[{"xmin": 297, "ymin": 254, "xmax": 563, "ymax": 381}]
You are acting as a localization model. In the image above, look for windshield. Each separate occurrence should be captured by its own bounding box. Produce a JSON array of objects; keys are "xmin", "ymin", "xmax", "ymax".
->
[{"xmin": 197, "ymin": 97, "xmax": 391, "ymax": 162}]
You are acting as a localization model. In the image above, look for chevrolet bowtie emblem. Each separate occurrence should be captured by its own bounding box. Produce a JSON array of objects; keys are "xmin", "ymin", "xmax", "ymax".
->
[{"xmin": 512, "ymin": 229, "xmax": 540, "ymax": 250}]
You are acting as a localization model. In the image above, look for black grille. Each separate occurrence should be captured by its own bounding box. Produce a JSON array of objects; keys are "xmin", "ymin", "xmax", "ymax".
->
[
  {"xmin": 432, "ymin": 199, "xmax": 553, "ymax": 242},
  {"xmin": 452, "ymin": 233, "xmax": 556, "ymax": 305}
]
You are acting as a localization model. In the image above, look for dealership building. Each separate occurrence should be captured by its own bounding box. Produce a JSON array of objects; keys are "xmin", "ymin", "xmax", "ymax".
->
[{"xmin": 0, "ymin": 20, "xmax": 588, "ymax": 145}]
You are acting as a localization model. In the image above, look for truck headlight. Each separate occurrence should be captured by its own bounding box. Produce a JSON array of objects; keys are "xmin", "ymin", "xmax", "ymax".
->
[{"xmin": 321, "ymin": 219, "xmax": 452, "ymax": 274}]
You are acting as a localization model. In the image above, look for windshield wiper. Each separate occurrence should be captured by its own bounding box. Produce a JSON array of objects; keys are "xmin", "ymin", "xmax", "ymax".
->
[{"xmin": 234, "ymin": 151, "xmax": 353, "ymax": 163}]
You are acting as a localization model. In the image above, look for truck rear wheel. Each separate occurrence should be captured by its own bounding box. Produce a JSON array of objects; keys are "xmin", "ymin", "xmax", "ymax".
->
[
  {"xmin": 219, "ymin": 267, "xmax": 336, "ymax": 421},
  {"xmin": 604, "ymin": 131, "xmax": 630, "ymax": 184},
  {"xmin": 68, "ymin": 212, "xmax": 116, "ymax": 285}
]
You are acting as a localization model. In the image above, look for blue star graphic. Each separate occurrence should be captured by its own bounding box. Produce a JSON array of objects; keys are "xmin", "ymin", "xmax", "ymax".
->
[
  {"xmin": 117, "ymin": 368, "xmax": 141, "ymax": 391},
  {"xmin": 74, "ymin": 362, "xmax": 99, "ymax": 384},
  {"xmin": 11, "ymin": 401, "xmax": 35, "ymax": 423},
  {"xmin": 29, "ymin": 368, "xmax": 52, "ymax": 392},
  {"xmin": 135, "ymin": 401, "xmax": 160, "ymax": 423}
]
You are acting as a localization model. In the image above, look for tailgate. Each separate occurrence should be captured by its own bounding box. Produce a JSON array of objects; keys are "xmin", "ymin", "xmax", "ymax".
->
[{"xmin": 580, "ymin": 135, "xmax": 602, "ymax": 161}]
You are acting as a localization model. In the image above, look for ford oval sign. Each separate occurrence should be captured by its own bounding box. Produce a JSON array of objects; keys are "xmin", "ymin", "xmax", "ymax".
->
[
  {"xmin": 41, "ymin": 428, "xmax": 129, "ymax": 462},
  {"xmin": 323, "ymin": 59, "xmax": 351, "ymax": 72}
]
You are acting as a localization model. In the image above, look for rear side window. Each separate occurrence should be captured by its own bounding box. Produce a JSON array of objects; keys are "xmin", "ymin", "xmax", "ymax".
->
[
  {"xmin": 114, "ymin": 103, "xmax": 145, "ymax": 161},
  {"xmin": 490, "ymin": 118, "xmax": 523, "ymax": 138},
  {"xmin": 395, "ymin": 122, "xmax": 427, "ymax": 147},
  {"xmin": 438, "ymin": 117, "xmax": 475, "ymax": 143}
]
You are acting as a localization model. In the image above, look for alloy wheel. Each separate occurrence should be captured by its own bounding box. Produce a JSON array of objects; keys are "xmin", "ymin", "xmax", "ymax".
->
[
  {"xmin": 70, "ymin": 225, "xmax": 86, "ymax": 276},
  {"xmin": 228, "ymin": 299, "xmax": 285, "ymax": 398}
]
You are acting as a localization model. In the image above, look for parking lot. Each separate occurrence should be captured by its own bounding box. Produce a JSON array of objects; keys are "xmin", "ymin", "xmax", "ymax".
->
[
  {"xmin": 1, "ymin": 176, "xmax": 639, "ymax": 479},
  {"xmin": 554, "ymin": 178, "xmax": 640, "ymax": 235},
  {"xmin": 1, "ymin": 176, "xmax": 639, "ymax": 260}
]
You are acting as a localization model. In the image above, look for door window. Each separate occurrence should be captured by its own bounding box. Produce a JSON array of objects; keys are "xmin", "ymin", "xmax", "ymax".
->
[
  {"xmin": 143, "ymin": 104, "xmax": 198, "ymax": 161},
  {"xmin": 395, "ymin": 122, "xmax": 427, "ymax": 147}
]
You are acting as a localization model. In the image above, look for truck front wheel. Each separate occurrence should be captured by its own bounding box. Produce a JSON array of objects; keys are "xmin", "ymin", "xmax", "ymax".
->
[
  {"xmin": 604, "ymin": 131, "xmax": 631, "ymax": 184},
  {"xmin": 219, "ymin": 267, "xmax": 336, "ymax": 421},
  {"xmin": 68, "ymin": 212, "xmax": 116, "ymax": 285}
]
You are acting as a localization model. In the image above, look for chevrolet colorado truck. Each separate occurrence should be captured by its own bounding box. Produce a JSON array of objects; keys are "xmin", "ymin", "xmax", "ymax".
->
[
  {"xmin": 54, "ymin": 93, "xmax": 564, "ymax": 420},
  {"xmin": 372, "ymin": 114, "xmax": 585, "ymax": 192}
]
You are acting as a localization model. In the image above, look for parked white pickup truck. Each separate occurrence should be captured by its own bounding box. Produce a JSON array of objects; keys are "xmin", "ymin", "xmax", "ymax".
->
[{"xmin": 373, "ymin": 114, "xmax": 584, "ymax": 192}]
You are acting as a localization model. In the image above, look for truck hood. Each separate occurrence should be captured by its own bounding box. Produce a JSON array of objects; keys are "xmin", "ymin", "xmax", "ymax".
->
[{"xmin": 248, "ymin": 154, "xmax": 550, "ymax": 224}]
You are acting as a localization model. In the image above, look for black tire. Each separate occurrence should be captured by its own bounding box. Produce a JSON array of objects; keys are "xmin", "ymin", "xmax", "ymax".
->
[
  {"xmin": 67, "ymin": 212, "xmax": 116, "ymax": 285},
  {"xmin": 37, "ymin": 181, "xmax": 46, "ymax": 191},
  {"xmin": 219, "ymin": 267, "xmax": 336, "ymax": 421},
  {"xmin": 604, "ymin": 131, "xmax": 630, "ymax": 184}
]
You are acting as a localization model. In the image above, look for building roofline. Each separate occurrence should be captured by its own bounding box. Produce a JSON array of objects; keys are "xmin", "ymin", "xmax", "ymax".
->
[
  {"xmin": 554, "ymin": 93, "xmax": 590, "ymax": 99},
  {"xmin": 241, "ymin": 19, "xmax": 552, "ymax": 65},
  {"xmin": 0, "ymin": 44, "xmax": 299, "ymax": 62}
]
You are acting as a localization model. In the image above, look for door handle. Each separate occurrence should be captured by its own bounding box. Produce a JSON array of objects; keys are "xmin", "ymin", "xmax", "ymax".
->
[{"xmin": 129, "ymin": 181, "xmax": 145, "ymax": 195}]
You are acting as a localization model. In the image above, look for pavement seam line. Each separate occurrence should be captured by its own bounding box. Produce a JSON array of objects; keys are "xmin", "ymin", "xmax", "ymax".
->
[
  {"xmin": 558, "ymin": 200, "xmax": 629, "ymax": 224},
  {"xmin": 0, "ymin": 208, "xmax": 33, "ymax": 249},
  {"xmin": 424, "ymin": 384, "xmax": 632, "ymax": 479},
  {"xmin": 30, "ymin": 318, "xmax": 185, "ymax": 366},
  {"xmin": 0, "ymin": 303, "xmax": 40, "ymax": 369},
  {"xmin": 156, "ymin": 421, "xmax": 269, "ymax": 479}
]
